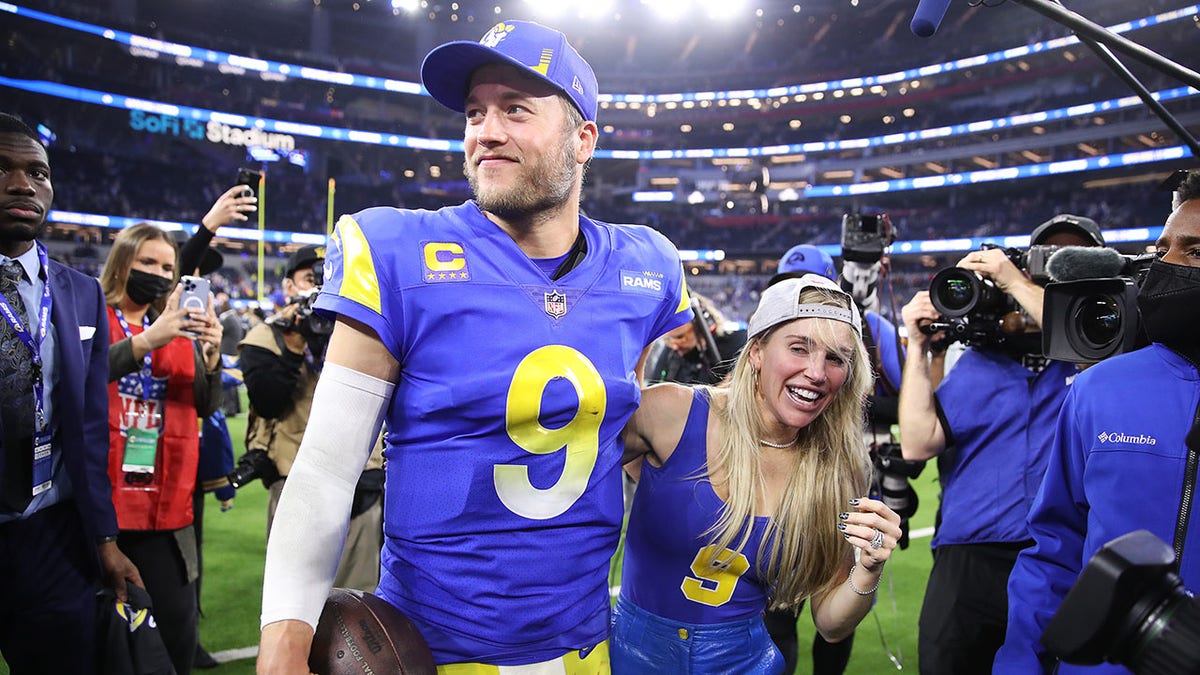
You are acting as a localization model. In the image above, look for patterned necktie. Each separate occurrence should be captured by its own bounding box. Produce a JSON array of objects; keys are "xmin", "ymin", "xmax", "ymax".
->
[{"xmin": 0, "ymin": 260, "xmax": 35, "ymax": 512}]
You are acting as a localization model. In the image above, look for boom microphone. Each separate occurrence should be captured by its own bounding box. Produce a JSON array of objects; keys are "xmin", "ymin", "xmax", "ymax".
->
[
  {"xmin": 911, "ymin": 0, "xmax": 952, "ymax": 37},
  {"xmin": 1046, "ymin": 247, "xmax": 1129, "ymax": 281}
]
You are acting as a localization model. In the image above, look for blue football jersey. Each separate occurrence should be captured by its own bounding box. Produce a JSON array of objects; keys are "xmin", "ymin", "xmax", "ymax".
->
[
  {"xmin": 620, "ymin": 389, "xmax": 771, "ymax": 624},
  {"xmin": 314, "ymin": 201, "xmax": 691, "ymax": 665}
]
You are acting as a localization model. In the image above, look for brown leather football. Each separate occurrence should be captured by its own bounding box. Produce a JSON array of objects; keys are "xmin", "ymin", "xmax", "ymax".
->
[{"xmin": 309, "ymin": 588, "xmax": 437, "ymax": 675}]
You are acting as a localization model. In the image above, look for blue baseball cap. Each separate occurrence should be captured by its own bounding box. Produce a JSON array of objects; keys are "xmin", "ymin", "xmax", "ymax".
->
[
  {"xmin": 421, "ymin": 20, "xmax": 598, "ymax": 122},
  {"xmin": 769, "ymin": 244, "xmax": 837, "ymax": 286}
]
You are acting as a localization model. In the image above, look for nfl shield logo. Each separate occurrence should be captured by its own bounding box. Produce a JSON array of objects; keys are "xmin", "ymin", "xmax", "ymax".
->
[{"xmin": 544, "ymin": 290, "xmax": 567, "ymax": 319}]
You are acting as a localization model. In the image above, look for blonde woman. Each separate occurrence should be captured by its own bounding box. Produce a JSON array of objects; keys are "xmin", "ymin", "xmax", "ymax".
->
[{"xmin": 613, "ymin": 274, "xmax": 901, "ymax": 673}]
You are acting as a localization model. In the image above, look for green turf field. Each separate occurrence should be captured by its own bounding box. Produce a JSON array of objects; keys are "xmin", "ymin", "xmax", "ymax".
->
[{"xmin": 2, "ymin": 407, "xmax": 942, "ymax": 674}]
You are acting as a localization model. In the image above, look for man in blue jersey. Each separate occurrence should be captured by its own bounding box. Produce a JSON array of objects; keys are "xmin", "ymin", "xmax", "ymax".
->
[
  {"xmin": 995, "ymin": 170, "xmax": 1200, "ymax": 674},
  {"xmin": 256, "ymin": 20, "xmax": 692, "ymax": 673}
]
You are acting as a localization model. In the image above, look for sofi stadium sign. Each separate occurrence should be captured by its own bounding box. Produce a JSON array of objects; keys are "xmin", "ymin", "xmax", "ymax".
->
[{"xmin": 129, "ymin": 111, "xmax": 296, "ymax": 152}]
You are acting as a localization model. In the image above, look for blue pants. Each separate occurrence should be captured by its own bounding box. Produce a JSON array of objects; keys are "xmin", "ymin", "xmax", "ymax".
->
[
  {"xmin": 0, "ymin": 501, "xmax": 99, "ymax": 674},
  {"xmin": 610, "ymin": 595, "xmax": 785, "ymax": 674}
]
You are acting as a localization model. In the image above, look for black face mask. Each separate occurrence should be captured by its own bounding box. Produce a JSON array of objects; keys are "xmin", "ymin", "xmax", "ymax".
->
[
  {"xmin": 1137, "ymin": 260, "xmax": 1200, "ymax": 366},
  {"xmin": 125, "ymin": 269, "xmax": 174, "ymax": 306}
]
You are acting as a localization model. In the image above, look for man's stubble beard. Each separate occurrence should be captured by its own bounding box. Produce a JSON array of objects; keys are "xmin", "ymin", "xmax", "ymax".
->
[
  {"xmin": 466, "ymin": 131, "xmax": 579, "ymax": 222},
  {"xmin": 0, "ymin": 217, "xmax": 48, "ymax": 249}
]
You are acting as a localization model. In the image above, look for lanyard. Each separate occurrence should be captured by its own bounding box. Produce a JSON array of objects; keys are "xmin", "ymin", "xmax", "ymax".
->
[
  {"xmin": 0, "ymin": 242, "xmax": 53, "ymax": 432},
  {"xmin": 112, "ymin": 307, "xmax": 156, "ymax": 400}
]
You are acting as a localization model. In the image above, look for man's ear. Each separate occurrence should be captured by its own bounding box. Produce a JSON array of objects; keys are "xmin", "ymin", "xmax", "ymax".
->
[{"xmin": 576, "ymin": 121, "xmax": 599, "ymax": 164}]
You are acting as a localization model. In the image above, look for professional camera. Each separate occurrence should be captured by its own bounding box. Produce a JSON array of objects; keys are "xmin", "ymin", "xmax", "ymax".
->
[
  {"xmin": 227, "ymin": 448, "xmax": 281, "ymax": 489},
  {"xmin": 870, "ymin": 443, "xmax": 926, "ymax": 549},
  {"xmin": 923, "ymin": 244, "xmax": 1057, "ymax": 347},
  {"xmin": 1042, "ymin": 529, "xmax": 1200, "ymax": 674},
  {"xmin": 1041, "ymin": 247, "xmax": 1154, "ymax": 363},
  {"xmin": 841, "ymin": 212, "xmax": 894, "ymax": 263},
  {"xmin": 269, "ymin": 260, "xmax": 334, "ymax": 339}
]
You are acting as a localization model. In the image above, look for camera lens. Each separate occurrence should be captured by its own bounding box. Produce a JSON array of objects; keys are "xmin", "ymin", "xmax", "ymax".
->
[
  {"xmin": 930, "ymin": 268, "xmax": 983, "ymax": 318},
  {"xmin": 939, "ymin": 277, "xmax": 974, "ymax": 312},
  {"xmin": 1074, "ymin": 295, "xmax": 1121, "ymax": 348}
]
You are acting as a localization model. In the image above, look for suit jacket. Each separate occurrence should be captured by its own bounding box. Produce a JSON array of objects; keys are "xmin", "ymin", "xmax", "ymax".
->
[{"xmin": 46, "ymin": 259, "xmax": 118, "ymax": 566}]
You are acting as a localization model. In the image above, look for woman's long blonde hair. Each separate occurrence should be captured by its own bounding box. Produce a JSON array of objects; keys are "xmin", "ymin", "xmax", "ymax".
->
[
  {"xmin": 704, "ymin": 286, "xmax": 872, "ymax": 610},
  {"xmin": 99, "ymin": 223, "xmax": 178, "ymax": 311}
]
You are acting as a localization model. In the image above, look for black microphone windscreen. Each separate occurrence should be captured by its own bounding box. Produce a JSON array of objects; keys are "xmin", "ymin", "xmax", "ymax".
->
[
  {"xmin": 911, "ymin": 0, "xmax": 952, "ymax": 37},
  {"xmin": 1046, "ymin": 247, "xmax": 1128, "ymax": 281}
]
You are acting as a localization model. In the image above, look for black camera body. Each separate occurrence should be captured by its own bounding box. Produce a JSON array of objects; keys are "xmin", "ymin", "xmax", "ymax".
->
[
  {"xmin": 1041, "ymin": 248, "xmax": 1153, "ymax": 364},
  {"xmin": 924, "ymin": 244, "xmax": 1062, "ymax": 348},
  {"xmin": 269, "ymin": 260, "xmax": 333, "ymax": 338},
  {"xmin": 841, "ymin": 213, "xmax": 894, "ymax": 264},
  {"xmin": 227, "ymin": 448, "xmax": 281, "ymax": 489},
  {"xmin": 1042, "ymin": 529, "xmax": 1200, "ymax": 674}
]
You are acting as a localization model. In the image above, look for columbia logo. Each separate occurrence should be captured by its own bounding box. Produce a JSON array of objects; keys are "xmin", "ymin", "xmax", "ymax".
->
[{"xmin": 1097, "ymin": 431, "xmax": 1158, "ymax": 446}]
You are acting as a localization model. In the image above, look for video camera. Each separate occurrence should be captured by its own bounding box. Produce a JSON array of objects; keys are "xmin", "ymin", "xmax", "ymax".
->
[
  {"xmin": 922, "ymin": 244, "xmax": 1058, "ymax": 348},
  {"xmin": 841, "ymin": 212, "xmax": 894, "ymax": 264},
  {"xmin": 1041, "ymin": 247, "xmax": 1154, "ymax": 363},
  {"xmin": 1042, "ymin": 529, "xmax": 1200, "ymax": 674}
]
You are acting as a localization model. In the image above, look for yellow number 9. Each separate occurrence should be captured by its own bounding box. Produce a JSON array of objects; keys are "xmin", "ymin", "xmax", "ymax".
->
[
  {"xmin": 495, "ymin": 345, "xmax": 606, "ymax": 520},
  {"xmin": 680, "ymin": 545, "xmax": 751, "ymax": 607}
]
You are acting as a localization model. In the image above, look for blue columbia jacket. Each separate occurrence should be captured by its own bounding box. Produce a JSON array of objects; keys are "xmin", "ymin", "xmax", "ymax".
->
[{"xmin": 995, "ymin": 343, "xmax": 1200, "ymax": 674}]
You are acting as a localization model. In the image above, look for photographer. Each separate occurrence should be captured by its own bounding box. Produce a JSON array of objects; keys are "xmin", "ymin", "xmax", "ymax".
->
[
  {"xmin": 899, "ymin": 215, "xmax": 1105, "ymax": 674},
  {"xmin": 238, "ymin": 245, "xmax": 384, "ymax": 592},
  {"xmin": 644, "ymin": 290, "xmax": 746, "ymax": 386},
  {"xmin": 995, "ymin": 171, "xmax": 1200, "ymax": 674}
]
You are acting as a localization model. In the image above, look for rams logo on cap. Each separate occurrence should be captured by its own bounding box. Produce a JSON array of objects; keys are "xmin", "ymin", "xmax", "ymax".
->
[{"xmin": 480, "ymin": 22, "xmax": 515, "ymax": 48}]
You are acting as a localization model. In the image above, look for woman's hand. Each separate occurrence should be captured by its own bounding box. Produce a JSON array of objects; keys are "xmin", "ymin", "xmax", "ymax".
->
[
  {"xmin": 837, "ymin": 496, "xmax": 902, "ymax": 573},
  {"xmin": 201, "ymin": 185, "xmax": 258, "ymax": 233},
  {"xmin": 137, "ymin": 284, "xmax": 202, "ymax": 353},
  {"xmin": 197, "ymin": 292, "xmax": 225, "ymax": 372}
]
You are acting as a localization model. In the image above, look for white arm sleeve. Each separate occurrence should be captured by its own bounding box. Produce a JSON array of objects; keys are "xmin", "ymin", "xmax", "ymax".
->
[{"xmin": 260, "ymin": 361, "xmax": 394, "ymax": 629}]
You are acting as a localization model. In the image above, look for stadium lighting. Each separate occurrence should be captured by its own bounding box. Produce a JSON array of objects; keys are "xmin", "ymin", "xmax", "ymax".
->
[
  {"xmin": 577, "ymin": 0, "xmax": 614, "ymax": 20},
  {"xmin": 699, "ymin": 0, "xmax": 745, "ymax": 20},
  {"xmin": 523, "ymin": 0, "xmax": 566, "ymax": 18},
  {"xmin": 390, "ymin": 0, "xmax": 418, "ymax": 11},
  {"xmin": 642, "ymin": 0, "xmax": 690, "ymax": 22},
  {"xmin": 687, "ymin": 190, "xmax": 706, "ymax": 205},
  {"xmin": 777, "ymin": 188, "xmax": 801, "ymax": 202}
]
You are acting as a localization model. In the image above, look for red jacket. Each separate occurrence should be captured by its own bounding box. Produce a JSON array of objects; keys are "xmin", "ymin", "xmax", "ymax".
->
[{"xmin": 105, "ymin": 305, "xmax": 200, "ymax": 531}]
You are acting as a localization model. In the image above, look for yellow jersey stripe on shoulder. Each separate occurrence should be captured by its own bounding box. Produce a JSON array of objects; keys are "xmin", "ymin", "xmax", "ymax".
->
[
  {"xmin": 334, "ymin": 214, "xmax": 382, "ymax": 315},
  {"xmin": 675, "ymin": 266, "xmax": 691, "ymax": 315}
]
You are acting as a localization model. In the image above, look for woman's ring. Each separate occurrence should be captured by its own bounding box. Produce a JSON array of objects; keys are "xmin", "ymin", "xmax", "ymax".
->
[{"xmin": 870, "ymin": 529, "xmax": 885, "ymax": 550}]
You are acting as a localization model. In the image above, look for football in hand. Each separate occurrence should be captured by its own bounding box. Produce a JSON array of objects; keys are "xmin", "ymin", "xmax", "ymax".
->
[{"xmin": 309, "ymin": 588, "xmax": 437, "ymax": 675}]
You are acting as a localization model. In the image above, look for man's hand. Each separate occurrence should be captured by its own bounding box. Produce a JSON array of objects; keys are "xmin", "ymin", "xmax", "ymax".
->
[
  {"xmin": 270, "ymin": 303, "xmax": 308, "ymax": 355},
  {"xmin": 258, "ymin": 620, "xmax": 316, "ymax": 675},
  {"xmin": 955, "ymin": 248, "xmax": 1045, "ymax": 327},
  {"xmin": 956, "ymin": 248, "xmax": 1026, "ymax": 295},
  {"xmin": 900, "ymin": 290, "xmax": 942, "ymax": 353},
  {"xmin": 97, "ymin": 541, "xmax": 142, "ymax": 603},
  {"xmin": 202, "ymin": 185, "xmax": 258, "ymax": 233}
]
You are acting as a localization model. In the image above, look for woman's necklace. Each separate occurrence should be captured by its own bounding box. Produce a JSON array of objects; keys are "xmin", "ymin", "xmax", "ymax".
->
[{"xmin": 758, "ymin": 433, "xmax": 800, "ymax": 449}]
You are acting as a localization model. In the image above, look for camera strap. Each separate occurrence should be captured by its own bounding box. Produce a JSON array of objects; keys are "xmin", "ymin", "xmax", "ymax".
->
[{"xmin": 1171, "ymin": 398, "xmax": 1200, "ymax": 569}]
